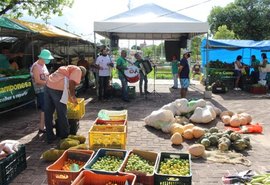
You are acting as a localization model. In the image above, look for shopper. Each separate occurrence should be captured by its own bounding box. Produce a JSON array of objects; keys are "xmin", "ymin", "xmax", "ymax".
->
[
  {"xmin": 251, "ymin": 55, "xmax": 260, "ymax": 83},
  {"xmin": 171, "ymin": 55, "xmax": 179, "ymax": 89},
  {"xmin": 30, "ymin": 49, "xmax": 52, "ymax": 134},
  {"xmin": 234, "ymin": 55, "xmax": 243, "ymax": 90},
  {"xmin": 179, "ymin": 50, "xmax": 191, "ymax": 98},
  {"xmin": 77, "ymin": 55, "xmax": 90, "ymax": 91},
  {"xmin": 134, "ymin": 52, "xmax": 149, "ymax": 95},
  {"xmin": 259, "ymin": 53, "xmax": 268, "ymax": 81}
]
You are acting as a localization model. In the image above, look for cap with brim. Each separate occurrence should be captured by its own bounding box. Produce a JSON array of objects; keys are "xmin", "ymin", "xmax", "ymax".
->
[
  {"xmin": 183, "ymin": 49, "xmax": 192, "ymax": 55},
  {"xmin": 38, "ymin": 49, "xmax": 54, "ymax": 60}
]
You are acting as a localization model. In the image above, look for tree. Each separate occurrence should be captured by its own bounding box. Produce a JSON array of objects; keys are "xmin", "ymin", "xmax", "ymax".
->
[
  {"xmin": 208, "ymin": 0, "xmax": 270, "ymax": 40},
  {"xmin": 190, "ymin": 36, "xmax": 204, "ymax": 62},
  {"xmin": 214, "ymin": 25, "xmax": 236, "ymax": 39},
  {"xmin": 0, "ymin": 0, "xmax": 74, "ymax": 20}
]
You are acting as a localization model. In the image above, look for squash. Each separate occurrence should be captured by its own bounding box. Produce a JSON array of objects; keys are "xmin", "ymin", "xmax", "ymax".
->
[
  {"xmin": 230, "ymin": 114, "xmax": 241, "ymax": 127},
  {"xmin": 239, "ymin": 113, "xmax": 252, "ymax": 123},
  {"xmin": 182, "ymin": 129, "xmax": 194, "ymax": 140},
  {"xmin": 238, "ymin": 115, "xmax": 248, "ymax": 125},
  {"xmin": 192, "ymin": 126, "xmax": 205, "ymax": 138},
  {"xmin": 221, "ymin": 115, "xmax": 231, "ymax": 125},
  {"xmin": 183, "ymin": 123, "xmax": 194, "ymax": 131},
  {"xmin": 171, "ymin": 125, "xmax": 184, "ymax": 135},
  {"xmin": 220, "ymin": 111, "xmax": 234, "ymax": 118},
  {"xmin": 170, "ymin": 133, "xmax": 183, "ymax": 145},
  {"xmin": 188, "ymin": 144, "xmax": 205, "ymax": 157}
]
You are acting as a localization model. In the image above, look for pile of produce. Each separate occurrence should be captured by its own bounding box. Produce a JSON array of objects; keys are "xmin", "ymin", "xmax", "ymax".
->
[
  {"xmin": 124, "ymin": 153, "xmax": 155, "ymax": 174},
  {"xmin": 91, "ymin": 155, "xmax": 123, "ymax": 172},
  {"xmin": 158, "ymin": 158, "xmax": 190, "ymax": 176},
  {"xmin": 61, "ymin": 159, "xmax": 85, "ymax": 172},
  {"xmin": 41, "ymin": 134, "xmax": 87, "ymax": 161},
  {"xmin": 220, "ymin": 111, "xmax": 252, "ymax": 127},
  {"xmin": 198, "ymin": 127, "xmax": 251, "ymax": 152},
  {"xmin": 248, "ymin": 173, "xmax": 270, "ymax": 184}
]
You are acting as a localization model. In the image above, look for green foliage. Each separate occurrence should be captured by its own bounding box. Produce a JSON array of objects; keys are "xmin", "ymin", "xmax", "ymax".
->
[
  {"xmin": 208, "ymin": 0, "xmax": 270, "ymax": 40},
  {"xmin": 0, "ymin": 0, "xmax": 74, "ymax": 20},
  {"xmin": 191, "ymin": 36, "xmax": 204, "ymax": 61},
  {"xmin": 213, "ymin": 25, "xmax": 236, "ymax": 39},
  {"xmin": 131, "ymin": 45, "xmax": 141, "ymax": 50}
]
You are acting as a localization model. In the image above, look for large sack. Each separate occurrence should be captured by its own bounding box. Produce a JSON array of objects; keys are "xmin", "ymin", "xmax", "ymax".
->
[
  {"xmin": 144, "ymin": 109, "xmax": 175, "ymax": 130},
  {"xmin": 190, "ymin": 105, "xmax": 216, "ymax": 123},
  {"xmin": 187, "ymin": 99, "xmax": 206, "ymax": 112},
  {"xmin": 161, "ymin": 102, "xmax": 178, "ymax": 115},
  {"xmin": 173, "ymin": 98, "xmax": 189, "ymax": 115},
  {"xmin": 206, "ymin": 101, "xmax": 221, "ymax": 116}
]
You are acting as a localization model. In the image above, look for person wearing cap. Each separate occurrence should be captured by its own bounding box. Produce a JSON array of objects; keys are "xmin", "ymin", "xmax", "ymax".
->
[
  {"xmin": 44, "ymin": 65, "xmax": 86, "ymax": 144},
  {"xmin": 30, "ymin": 49, "xmax": 53, "ymax": 134},
  {"xmin": 179, "ymin": 50, "xmax": 191, "ymax": 98},
  {"xmin": 116, "ymin": 50, "xmax": 130, "ymax": 102}
]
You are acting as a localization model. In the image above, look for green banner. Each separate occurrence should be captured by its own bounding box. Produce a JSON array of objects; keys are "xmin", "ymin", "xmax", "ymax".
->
[{"xmin": 0, "ymin": 74, "xmax": 35, "ymax": 110}]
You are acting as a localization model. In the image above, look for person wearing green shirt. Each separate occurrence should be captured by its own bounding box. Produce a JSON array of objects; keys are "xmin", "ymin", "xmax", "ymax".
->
[
  {"xmin": 116, "ymin": 50, "xmax": 130, "ymax": 102},
  {"xmin": 171, "ymin": 55, "xmax": 179, "ymax": 89},
  {"xmin": 0, "ymin": 48, "xmax": 11, "ymax": 70},
  {"xmin": 251, "ymin": 55, "xmax": 260, "ymax": 83}
]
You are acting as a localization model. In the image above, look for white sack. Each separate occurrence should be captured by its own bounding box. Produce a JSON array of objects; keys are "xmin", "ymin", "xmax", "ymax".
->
[
  {"xmin": 144, "ymin": 109, "xmax": 175, "ymax": 130},
  {"xmin": 173, "ymin": 98, "xmax": 189, "ymax": 115},
  {"xmin": 190, "ymin": 105, "xmax": 216, "ymax": 123},
  {"xmin": 187, "ymin": 99, "xmax": 206, "ymax": 112},
  {"xmin": 161, "ymin": 102, "xmax": 178, "ymax": 115},
  {"xmin": 206, "ymin": 101, "xmax": 222, "ymax": 116}
]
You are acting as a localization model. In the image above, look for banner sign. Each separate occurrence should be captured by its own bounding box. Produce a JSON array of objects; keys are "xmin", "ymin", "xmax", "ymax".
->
[{"xmin": 0, "ymin": 74, "xmax": 35, "ymax": 110}]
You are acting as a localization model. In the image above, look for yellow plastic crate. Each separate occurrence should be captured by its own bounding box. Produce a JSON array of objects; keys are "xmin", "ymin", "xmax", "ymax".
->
[
  {"xmin": 55, "ymin": 98, "xmax": 85, "ymax": 120},
  {"xmin": 88, "ymin": 125, "xmax": 126, "ymax": 150}
]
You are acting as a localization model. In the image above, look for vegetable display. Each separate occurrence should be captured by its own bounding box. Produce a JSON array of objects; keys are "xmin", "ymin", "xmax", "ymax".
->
[
  {"xmin": 124, "ymin": 153, "xmax": 155, "ymax": 174},
  {"xmin": 91, "ymin": 155, "xmax": 123, "ymax": 171},
  {"xmin": 159, "ymin": 158, "xmax": 190, "ymax": 176}
]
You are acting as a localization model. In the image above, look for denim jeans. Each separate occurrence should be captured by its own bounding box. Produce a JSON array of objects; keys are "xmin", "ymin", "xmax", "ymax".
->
[
  {"xmin": 139, "ymin": 72, "xmax": 148, "ymax": 93},
  {"xmin": 98, "ymin": 76, "xmax": 110, "ymax": 100},
  {"xmin": 44, "ymin": 86, "xmax": 69, "ymax": 141},
  {"xmin": 173, "ymin": 73, "xmax": 179, "ymax": 88},
  {"xmin": 119, "ymin": 76, "xmax": 128, "ymax": 100}
]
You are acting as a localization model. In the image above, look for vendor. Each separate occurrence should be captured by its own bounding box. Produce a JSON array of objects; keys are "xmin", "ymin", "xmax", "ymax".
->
[
  {"xmin": 44, "ymin": 65, "xmax": 86, "ymax": 144},
  {"xmin": 0, "ymin": 47, "xmax": 11, "ymax": 69},
  {"xmin": 250, "ymin": 55, "xmax": 260, "ymax": 83}
]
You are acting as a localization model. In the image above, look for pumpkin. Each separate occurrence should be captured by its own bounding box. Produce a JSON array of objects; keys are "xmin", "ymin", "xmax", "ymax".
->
[
  {"xmin": 230, "ymin": 114, "xmax": 241, "ymax": 127},
  {"xmin": 182, "ymin": 129, "xmax": 194, "ymax": 140},
  {"xmin": 170, "ymin": 133, "xmax": 183, "ymax": 145},
  {"xmin": 188, "ymin": 144, "xmax": 205, "ymax": 157},
  {"xmin": 192, "ymin": 126, "xmax": 205, "ymax": 138},
  {"xmin": 220, "ymin": 111, "xmax": 234, "ymax": 118},
  {"xmin": 171, "ymin": 125, "xmax": 184, "ymax": 135},
  {"xmin": 183, "ymin": 123, "xmax": 194, "ymax": 131},
  {"xmin": 221, "ymin": 115, "xmax": 231, "ymax": 125},
  {"xmin": 238, "ymin": 115, "xmax": 248, "ymax": 125},
  {"xmin": 239, "ymin": 113, "xmax": 252, "ymax": 123}
]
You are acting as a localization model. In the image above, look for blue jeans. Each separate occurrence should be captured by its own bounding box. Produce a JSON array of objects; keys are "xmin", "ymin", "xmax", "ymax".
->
[
  {"xmin": 119, "ymin": 76, "xmax": 128, "ymax": 100},
  {"xmin": 173, "ymin": 73, "xmax": 179, "ymax": 88},
  {"xmin": 139, "ymin": 72, "xmax": 148, "ymax": 93},
  {"xmin": 44, "ymin": 86, "xmax": 69, "ymax": 141}
]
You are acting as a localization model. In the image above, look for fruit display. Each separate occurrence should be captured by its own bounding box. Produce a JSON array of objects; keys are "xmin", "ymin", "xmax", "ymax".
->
[
  {"xmin": 61, "ymin": 159, "xmax": 85, "ymax": 171},
  {"xmin": 248, "ymin": 173, "xmax": 270, "ymax": 184},
  {"xmin": 198, "ymin": 127, "xmax": 251, "ymax": 152},
  {"xmin": 124, "ymin": 153, "xmax": 155, "ymax": 174},
  {"xmin": 159, "ymin": 158, "xmax": 190, "ymax": 176},
  {"xmin": 91, "ymin": 155, "xmax": 124, "ymax": 172}
]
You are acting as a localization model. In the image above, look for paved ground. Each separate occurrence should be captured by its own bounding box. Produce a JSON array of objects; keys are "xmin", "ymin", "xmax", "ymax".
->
[{"xmin": 1, "ymin": 79, "xmax": 270, "ymax": 185}]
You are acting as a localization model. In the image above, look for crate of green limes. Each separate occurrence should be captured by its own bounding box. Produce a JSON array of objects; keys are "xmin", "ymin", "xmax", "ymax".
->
[
  {"xmin": 155, "ymin": 152, "xmax": 192, "ymax": 185},
  {"xmin": 84, "ymin": 148, "xmax": 128, "ymax": 175}
]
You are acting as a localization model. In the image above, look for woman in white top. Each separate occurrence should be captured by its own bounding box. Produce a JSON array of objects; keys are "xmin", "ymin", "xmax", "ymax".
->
[
  {"xmin": 234, "ymin": 55, "xmax": 243, "ymax": 90},
  {"xmin": 259, "ymin": 53, "xmax": 268, "ymax": 81},
  {"xmin": 95, "ymin": 48, "xmax": 114, "ymax": 101},
  {"xmin": 30, "ymin": 49, "xmax": 53, "ymax": 133}
]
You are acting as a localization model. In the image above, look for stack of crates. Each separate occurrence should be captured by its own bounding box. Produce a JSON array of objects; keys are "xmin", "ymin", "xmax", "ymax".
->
[{"xmin": 88, "ymin": 110, "xmax": 128, "ymax": 150}]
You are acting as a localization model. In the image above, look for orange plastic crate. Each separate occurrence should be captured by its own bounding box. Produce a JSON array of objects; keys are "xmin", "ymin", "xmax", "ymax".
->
[
  {"xmin": 120, "ymin": 149, "xmax": 158, "ymax": 185},
  {"xmin": 71, "ymin": 170, "xmax": 136, "ymax": 185},
  {"xmin": 88, "ymin": 125, "xmax": 126, "ymax": 150},
  {"xmin": 46, "ymin": 149, "xmax": 94, "ymax": 185}
]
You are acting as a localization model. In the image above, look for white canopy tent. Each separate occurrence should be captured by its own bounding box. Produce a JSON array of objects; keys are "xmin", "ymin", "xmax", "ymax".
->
[{"xmin": 94, "ymin": 3, "xmax": 209, "ymax": 41}]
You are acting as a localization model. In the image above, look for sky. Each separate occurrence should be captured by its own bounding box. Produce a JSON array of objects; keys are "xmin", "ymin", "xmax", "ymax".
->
[{"xmin": 22, "ymin": 0, "xmax": 234, "ymax": 47}]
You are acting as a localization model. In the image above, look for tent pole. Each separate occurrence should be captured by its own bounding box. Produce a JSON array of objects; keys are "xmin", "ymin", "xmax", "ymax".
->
[{"xmin": 205, "ymin": 32, "xmax": 209, "ymax": 87}]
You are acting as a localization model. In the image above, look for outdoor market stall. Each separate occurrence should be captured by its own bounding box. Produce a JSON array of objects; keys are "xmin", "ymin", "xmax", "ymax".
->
[
  {"xmin": 0, "ymin": 17, "xmax": 94, "ymax": 113},
  {"xmin": 201, "ymin": 38, "xmax": 270, "ymax": 91}
]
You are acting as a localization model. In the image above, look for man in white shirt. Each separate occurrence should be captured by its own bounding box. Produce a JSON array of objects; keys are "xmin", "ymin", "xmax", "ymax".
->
[{"xmin": 96, "ymin": 48, "xmax": 114, "ymax": 101}]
